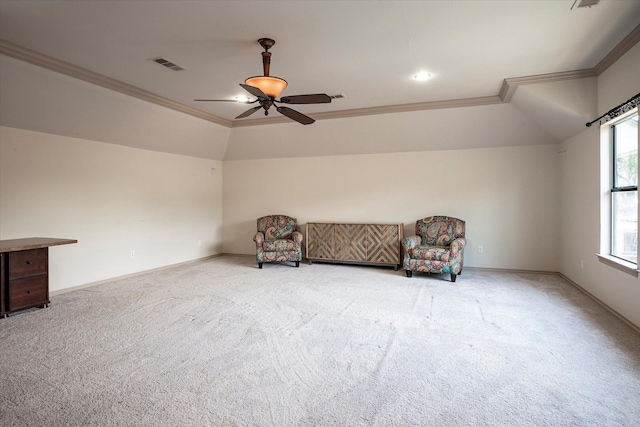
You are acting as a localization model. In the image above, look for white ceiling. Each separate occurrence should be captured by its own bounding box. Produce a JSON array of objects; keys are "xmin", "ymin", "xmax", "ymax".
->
[{"xmin": 1, "ymin": 0, "xmax": 639, "ymax": 127}]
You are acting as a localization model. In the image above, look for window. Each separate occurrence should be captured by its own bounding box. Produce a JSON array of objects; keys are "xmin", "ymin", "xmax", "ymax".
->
[{"xmin": 610, "ymin": 111, "xmax": 638, "ymax": 264}]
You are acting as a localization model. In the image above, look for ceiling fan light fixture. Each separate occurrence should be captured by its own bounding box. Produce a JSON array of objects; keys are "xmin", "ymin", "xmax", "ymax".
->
[
  {"xmin": 195, "ymin": 38, "xmax": 333, "ymax": 125},
  {"xmin": 244, "ymin": 76, "xmax": 288, "ymax": 98}
]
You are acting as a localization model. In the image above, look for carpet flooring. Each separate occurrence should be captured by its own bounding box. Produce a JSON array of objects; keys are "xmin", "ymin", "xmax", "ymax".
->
[{"xmin": 1, "ymin": 255, "xmax": 639, "ymax": 426}]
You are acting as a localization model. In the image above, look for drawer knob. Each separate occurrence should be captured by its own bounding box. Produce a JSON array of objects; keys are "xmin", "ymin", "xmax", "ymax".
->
[
  {"xmin": 26, "ymin": 260, "xmax": 33, "ymax": 265},
  {"xmin": 27, "ymin": 290, "xmax": 32, "ymax": 294}
]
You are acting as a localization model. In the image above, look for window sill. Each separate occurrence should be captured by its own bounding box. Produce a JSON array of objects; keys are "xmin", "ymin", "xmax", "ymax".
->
[{"xmin": 596, "ymin": 253, "xmax": 639, "ymax": 277}]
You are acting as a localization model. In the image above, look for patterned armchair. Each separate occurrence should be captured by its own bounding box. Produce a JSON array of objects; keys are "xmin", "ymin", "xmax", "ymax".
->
[
  {"xmin": 253, "ymin": 215, "xmax": 303, "ymax": 269},
  {"xmin": 402, "ymin": 216, "xmax": 466, "ymax": 281}
]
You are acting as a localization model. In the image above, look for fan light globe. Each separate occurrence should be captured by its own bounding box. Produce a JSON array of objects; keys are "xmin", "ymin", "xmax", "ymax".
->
[{"xmin": 245, "ymin": 76, "xmax": 288, "ymax": 98}]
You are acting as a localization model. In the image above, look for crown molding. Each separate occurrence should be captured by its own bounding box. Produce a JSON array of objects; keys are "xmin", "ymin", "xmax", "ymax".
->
[
  {"xmin": 498, "ymin": 23, "xmax": 640, "ymax": 103},
  {"xmin": 313, "ymin": 95, "xmax": 503, "ymax": 119},
  {"xmin": 499, "ymin": 69, "xmax": 598, "ymax": 103},
  {"xmin": 0, "ymin": 37, "xmax": 504, "ymax": 129},
  {"xmin": 231, "ymin": 96, "xmax": 502, "ymax": 127},
  {"xmin": 0, "ymin": 39, "xmax": 232, "ymax": 128},
  {"xmin": 2, "ymin": 23, "xmax": 638, "ymax": 128},
  {"xmin": 594, "ymin": 23, "xmax": 640, "ymax": 76}
]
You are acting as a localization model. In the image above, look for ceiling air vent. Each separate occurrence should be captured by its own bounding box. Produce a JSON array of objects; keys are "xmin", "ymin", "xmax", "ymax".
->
[
  {"xmin": 572, "ymin": 0, "xmax": 600, "ymax": 9},
  {"xmin": 150, "ymin": 57, "xmax": 185, "ymax": 71},
  {"xmin": 331, "ymin": 94, "xmax": 346, "ymax": 99}
]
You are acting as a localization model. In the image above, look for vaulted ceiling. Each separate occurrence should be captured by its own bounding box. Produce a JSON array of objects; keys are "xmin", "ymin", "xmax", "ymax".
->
[{"xmin": 0, "ymin": 0, "xmax": 639, "ymax": 158}]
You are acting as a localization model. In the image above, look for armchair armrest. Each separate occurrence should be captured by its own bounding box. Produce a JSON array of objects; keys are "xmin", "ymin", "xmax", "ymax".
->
[
  {"xmin": 450, "ymin": 238, "xmax": 467, "ymax": 257},
  {"xmin": 253, "ymin": 232, "xmax": 265, "ymax": 247},
  {"xmin": 402, "ymin": 235, "xmax": 421, "ymax": 250}
]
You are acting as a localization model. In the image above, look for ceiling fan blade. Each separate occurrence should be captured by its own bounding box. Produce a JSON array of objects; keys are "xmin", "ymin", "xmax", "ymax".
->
[
  {"xmin": 279, "ymin": 94, "xmax": 332, "ymax": 104},
  {"xmin": 235, "ymin": 106, "xmax": 262, "ymax": 119},
  {"xmin": 240, "ymin": 83, "xmax": 269, "ymax": 100},
  {"xmin": 276, "ymin": 106, "xmax": 315, "ymax": 125}
]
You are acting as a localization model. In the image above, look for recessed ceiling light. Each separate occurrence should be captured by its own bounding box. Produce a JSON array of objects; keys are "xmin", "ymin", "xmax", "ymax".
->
[
  {"xmin": 235, "ymin": 95, "xmax": 250, "ymax": 103},
  {"xmin": 413, "ymin": 71, "xmax": 431, "ymax": 81}
]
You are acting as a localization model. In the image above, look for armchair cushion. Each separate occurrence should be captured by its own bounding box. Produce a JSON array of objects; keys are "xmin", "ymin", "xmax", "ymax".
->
[
  {"xmin": 263, "ymin": 239, "xmax": 296, "ymax": 252},
  {"xmin": 410, "ymin": 245, "xmax": 450, "ymax": 262}
]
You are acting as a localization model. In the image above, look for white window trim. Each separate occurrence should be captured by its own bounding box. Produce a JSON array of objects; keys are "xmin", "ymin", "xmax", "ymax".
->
[
  {"xmin": 596, "ymin": 253, "xmax": 639, "ymax": 276},
  {"xmin": 598, "ymin": 107, "xmax": 639, "ymax": 276}
]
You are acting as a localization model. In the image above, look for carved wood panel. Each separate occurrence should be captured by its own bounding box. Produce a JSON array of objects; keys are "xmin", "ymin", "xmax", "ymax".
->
[
  {"xmin": 335, "ymin": 224, "xmax": 367, "ymax": 261},
  {"xmin": 306, "ymin": 222, "xmax": 403, "ymax": 268},
  {"xmin": 367, "ymin": 224, "xmax": 400, "ymax": 264},
  {"xmin": 306, "ymin": 222, "xmax": 334, "ymax": 259}
]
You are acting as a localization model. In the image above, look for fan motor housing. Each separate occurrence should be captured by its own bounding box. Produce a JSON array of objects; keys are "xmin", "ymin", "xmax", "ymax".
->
[{"xmin": 258, "ymin": 38, "xmax": 276, "ymax": 50}]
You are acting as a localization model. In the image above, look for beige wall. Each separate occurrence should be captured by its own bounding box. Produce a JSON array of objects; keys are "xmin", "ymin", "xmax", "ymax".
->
[
  {"xmin": 1, "ymin": 39, "xmax": 638, "ymax": 328},
  {"xmin": 0, "ymin": 126, "xmax": 224, "ymax": 291},
  {"xmin": 223, "ymin": 144, "xmax": 560, "ymax": 272},
  {"xmin": 558, "ymin": 42, "xmax": 640, "ymax": 327},
  {"xmin": 225, "ymin": 103, "xmax": 556, "ymax": 161}
]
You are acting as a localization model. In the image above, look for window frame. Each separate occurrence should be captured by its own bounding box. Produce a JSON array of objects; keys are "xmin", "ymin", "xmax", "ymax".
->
[
  {"xmin": 598, "ymin": 108, "xmax": 639, "ymax": 275},
  {"xmin": 610, "ymin": 113, "xmax": 638, "ymax": 263}
]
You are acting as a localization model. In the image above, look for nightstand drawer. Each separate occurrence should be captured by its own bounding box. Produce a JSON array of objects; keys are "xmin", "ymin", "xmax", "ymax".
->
[
  {"xmin": 9, "ymin": 275, "xmax": 48, "ymax": 311},
  {"xmin": 9, "ymin": 248, "xmax": 47, "ymax": 279}
]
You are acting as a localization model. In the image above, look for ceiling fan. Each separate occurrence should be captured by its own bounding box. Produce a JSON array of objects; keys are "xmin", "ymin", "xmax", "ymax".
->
[{"xmin": 195, "ymin": 38, "xmax": 332, "ymax": 125}]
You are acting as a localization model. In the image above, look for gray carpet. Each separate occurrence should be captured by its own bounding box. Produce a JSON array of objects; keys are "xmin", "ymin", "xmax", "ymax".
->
[{"xmin": 1, "ymin": 255, "xmax": 639, "ymax": 426}]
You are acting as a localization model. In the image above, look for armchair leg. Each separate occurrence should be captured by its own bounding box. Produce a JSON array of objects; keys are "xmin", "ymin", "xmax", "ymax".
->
[
  {"xmin": 450, "ymin": 274, "xmax": 456, "ymax": 282},
  {"xmin": 295, "ymin": 261, "xmax": 300, "ymax": 267},
  {"xmin": 405, "ymin": 270, "xmax": 412, "ymax": 278},
  {"xmin": 258, "ymin": 263, "xmax": 262, "ymax": 269}
]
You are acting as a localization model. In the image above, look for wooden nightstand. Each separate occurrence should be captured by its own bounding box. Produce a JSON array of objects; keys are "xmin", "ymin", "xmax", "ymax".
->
[{"xmin": 0, "ymin": 238, "xmax": 77, "ymax": 318}]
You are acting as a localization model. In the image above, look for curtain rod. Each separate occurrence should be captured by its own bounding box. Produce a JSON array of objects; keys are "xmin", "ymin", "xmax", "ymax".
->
[{"xmin": 586, "ymin": 92, "xmax": 640, "ymax": 127}]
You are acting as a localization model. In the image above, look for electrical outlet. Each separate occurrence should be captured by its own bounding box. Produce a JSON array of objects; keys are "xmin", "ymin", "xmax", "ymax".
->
[
  {"xmin": 478, "ymin": 245, "xmax": 484, "ymax": 254},
  {"xmin": 130, "ymin": 250, "xmax": 135, "ymax": 259}
]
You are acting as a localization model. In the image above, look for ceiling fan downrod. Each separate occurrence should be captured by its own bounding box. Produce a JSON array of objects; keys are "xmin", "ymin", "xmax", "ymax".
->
[{"xmin": 258, "ymin": 38, "xmax": 276, "ymax": 77}]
